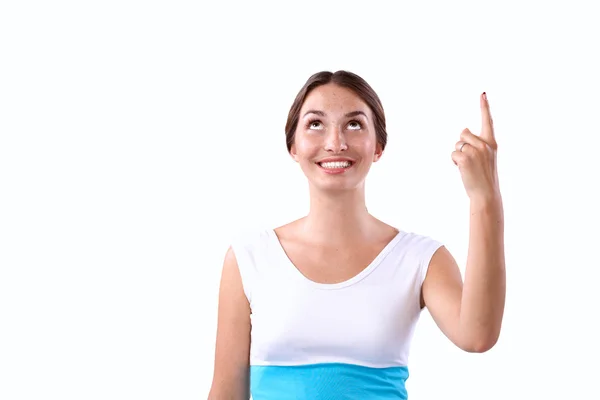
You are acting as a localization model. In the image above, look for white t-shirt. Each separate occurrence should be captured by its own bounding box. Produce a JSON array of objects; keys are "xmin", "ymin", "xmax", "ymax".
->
[{"xmin": 231, "ymin": 228, "xmax": 443, "ymax": 400}]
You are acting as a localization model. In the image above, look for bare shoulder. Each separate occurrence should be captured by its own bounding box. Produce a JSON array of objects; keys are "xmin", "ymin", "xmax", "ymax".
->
[
  {"xmin": 421, "ymin": 244, "xmax": 461, "ymax": 306},
  {"xmin": 222, "ymin": 245, "xmax": 243, "ymax": 280},
  {"xmin": 208, "ymin": 246, "xmax": 251, "ymax": 399},
  {"xmin": 420, "ymin": 244, "xmax": 465, "ymax": 348}
]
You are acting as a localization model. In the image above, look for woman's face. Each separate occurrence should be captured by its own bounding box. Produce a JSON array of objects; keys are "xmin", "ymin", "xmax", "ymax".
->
[{"xmin": 290, "ymin": 83, "xmax": 383, "ymax": 192}]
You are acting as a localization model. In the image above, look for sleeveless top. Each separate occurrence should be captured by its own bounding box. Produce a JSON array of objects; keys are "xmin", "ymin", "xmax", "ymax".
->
[{"xmin": 230, "ymin": 228, "xmax": 443, "ymax": 400}]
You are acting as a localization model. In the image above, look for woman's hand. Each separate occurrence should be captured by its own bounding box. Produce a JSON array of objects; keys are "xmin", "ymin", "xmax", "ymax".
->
[{"xmin": 452, "ymin": 93, "xmax": 500, "ymax": 202}]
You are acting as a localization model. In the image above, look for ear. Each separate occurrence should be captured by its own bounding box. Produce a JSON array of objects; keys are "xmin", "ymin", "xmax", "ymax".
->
[
  {"xmin": 373, "ymin": 143, "xmax": 383, "ymax": 162},
  {"xmin": 289, "ymin": 143, "xmax": 299, "ymax": 162}
]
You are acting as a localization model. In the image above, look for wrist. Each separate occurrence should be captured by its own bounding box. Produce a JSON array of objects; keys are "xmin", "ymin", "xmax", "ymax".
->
[{"xmin": 469, "ymin": 191, "xmax": 503, "ymax": 211}]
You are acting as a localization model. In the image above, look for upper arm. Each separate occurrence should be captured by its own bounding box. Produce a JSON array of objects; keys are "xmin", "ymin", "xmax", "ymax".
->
[
  {"xmin": 208, "ymin": 246, "xmax": 251, "ymax": 400},
  {"xmin": 420, "ymin": 245, "xmax": 466, "ymax": 350}
]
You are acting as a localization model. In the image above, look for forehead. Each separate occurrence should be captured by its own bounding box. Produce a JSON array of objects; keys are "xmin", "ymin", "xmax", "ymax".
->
[{"xmin": 300, "ymin": 83, "xmax": 370, "ymax": 116}]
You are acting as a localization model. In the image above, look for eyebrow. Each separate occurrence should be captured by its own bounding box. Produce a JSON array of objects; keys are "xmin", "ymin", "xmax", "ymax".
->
[{"xmin": 302, "ymin": 110, "xmax": 368, "ymax": 119}]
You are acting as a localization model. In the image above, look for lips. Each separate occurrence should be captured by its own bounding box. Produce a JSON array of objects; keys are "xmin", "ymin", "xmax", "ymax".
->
[
  {"xmin": 316, "ymin": 157, "xmax": 355, "ymax": 165},
  {"xmin": 318, "ymin": 160, "xmax": 352, "ymax": 169},
  {"xmin": 315, "ymin": 158, "xmax": 354, "ymax": 174}
]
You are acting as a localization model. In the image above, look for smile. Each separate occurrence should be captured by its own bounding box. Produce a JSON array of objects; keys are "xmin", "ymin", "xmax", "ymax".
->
[{"xmin": 316, "ymin": 160, "xmax": 354, "ymax": 174}]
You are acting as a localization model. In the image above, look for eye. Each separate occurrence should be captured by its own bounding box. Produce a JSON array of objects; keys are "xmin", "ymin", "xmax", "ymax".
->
[
  {"xmin": 347, "ymin": 120, "xmax": 363, "ymax": 130},
  {"xmin": 306, "ymin": 119, "xmax": 323, "ymax": 130}
]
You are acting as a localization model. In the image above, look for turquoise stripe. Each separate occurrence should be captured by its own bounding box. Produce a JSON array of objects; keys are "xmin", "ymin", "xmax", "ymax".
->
[{"xmin": 250, "ymin": 363, "xmax": 409, "ymax": 399}]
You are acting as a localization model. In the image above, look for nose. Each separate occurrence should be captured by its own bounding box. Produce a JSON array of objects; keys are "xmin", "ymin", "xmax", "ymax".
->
[{"xmin": 324, "ymin": 126, "xmax": 348, "ymax": 152}]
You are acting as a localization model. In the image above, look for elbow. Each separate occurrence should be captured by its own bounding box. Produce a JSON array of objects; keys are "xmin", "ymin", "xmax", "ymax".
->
[
  {"xmin": 460, "ymin": 332, "xmax": 500, "ymax": 353},
  {"xmin": 462, "ymin": 340, "xmax": 495, "ymax": 353}
]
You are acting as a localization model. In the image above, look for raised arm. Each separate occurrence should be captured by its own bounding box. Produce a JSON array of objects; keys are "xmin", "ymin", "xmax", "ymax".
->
[
  {"xmin": 208, "ymin": 247, "xmax": 251, "ymax": 399},
  {"xmin": 421, "ymin": 92, "xmax": 506, "ymax": 353}
]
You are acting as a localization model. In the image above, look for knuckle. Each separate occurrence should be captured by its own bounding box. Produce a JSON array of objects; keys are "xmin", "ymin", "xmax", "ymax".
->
[
  {"xmin": 485, "ymin": 140, "xmax": 498, "ymax": 152},
  {"xmin": 475, "ymin": 141, "xmax": 487, "ymax": 151}
]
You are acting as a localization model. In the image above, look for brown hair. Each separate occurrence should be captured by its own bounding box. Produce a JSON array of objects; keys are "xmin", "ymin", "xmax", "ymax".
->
[{"xmin": 284, "ymin": 70, "xmax": 387, "ymax": 153}]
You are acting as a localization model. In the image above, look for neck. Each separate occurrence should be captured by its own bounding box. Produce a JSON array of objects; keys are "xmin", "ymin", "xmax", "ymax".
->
[{"xmin": 299, "ymin": 183, "xmax": 375, "ymax": 244}]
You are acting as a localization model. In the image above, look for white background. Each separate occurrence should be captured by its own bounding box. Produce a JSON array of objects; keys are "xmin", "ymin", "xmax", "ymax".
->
[{"xmin": 1, "ymin": 1, "xmax": 599, "ymax": 399}]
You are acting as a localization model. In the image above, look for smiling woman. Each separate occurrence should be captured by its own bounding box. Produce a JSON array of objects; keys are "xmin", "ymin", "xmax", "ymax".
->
[
  {"xmin": 286, "ymin": 77, "xmax": 385, "ymax": 194},
  {"xmin": 208, "ymin": 70, "xmax": 506, "ymax": 400}
]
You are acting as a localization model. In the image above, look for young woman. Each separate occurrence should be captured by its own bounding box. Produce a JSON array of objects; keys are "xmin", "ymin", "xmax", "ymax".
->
[{"xmin": 208, "ymin": 70, "xmax": 505, "ymax": 399}]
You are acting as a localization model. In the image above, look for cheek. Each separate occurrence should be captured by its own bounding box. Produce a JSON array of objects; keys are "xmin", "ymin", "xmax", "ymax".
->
[
  {"xmin": 294, "ymin": 135, "xmax": 320, "ymax": 156},
  {"xmin": 348, "ymin": 135, "xmax": 376, "ymax": 152}
]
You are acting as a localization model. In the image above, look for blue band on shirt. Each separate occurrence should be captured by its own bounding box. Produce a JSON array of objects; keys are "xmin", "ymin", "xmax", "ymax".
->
[{"xmin": 250, "ymin": 362, "xmax": 409, "ymax": 399}]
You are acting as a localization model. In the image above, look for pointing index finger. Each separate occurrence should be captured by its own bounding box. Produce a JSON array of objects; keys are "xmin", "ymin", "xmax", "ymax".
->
[{"xmin": 480, "ymin": 92, "xmax": 495, "ymax": 141}]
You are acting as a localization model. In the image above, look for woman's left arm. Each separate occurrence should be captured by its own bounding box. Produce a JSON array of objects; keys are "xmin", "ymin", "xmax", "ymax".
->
[{"xmin": 421, "ymin": 92, "xmax": 506, "ymax": 353}]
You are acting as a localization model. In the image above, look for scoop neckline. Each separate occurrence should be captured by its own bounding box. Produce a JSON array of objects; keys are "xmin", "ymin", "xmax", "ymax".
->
[{"xmin": 267, "ymin": 228, "xmax": 406, "ymax": 290}]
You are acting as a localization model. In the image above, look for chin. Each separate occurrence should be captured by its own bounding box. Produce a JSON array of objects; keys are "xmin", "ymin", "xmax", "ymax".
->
[{"xmin": 310, "ymin": 176, "xmax": 365, "ymax": 192}]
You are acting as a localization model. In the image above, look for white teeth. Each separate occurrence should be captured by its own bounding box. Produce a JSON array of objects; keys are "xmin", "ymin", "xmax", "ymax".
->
[{"xmin": 320, "ymin": 161, "xmax": 351, "ymax": 169}]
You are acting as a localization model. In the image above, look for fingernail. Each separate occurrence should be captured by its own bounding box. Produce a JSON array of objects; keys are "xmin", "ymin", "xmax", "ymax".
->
[{"xmin": 483, "ymin": 92, "xmax": 487, "ymax": 100}]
